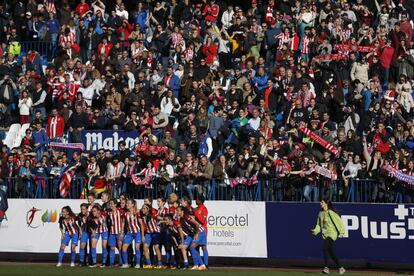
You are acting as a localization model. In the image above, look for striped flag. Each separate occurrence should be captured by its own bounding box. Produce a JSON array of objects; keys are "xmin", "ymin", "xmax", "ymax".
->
[{"xmin": 59, "ymin": 162, "xmax": 81, "ymax": 198}]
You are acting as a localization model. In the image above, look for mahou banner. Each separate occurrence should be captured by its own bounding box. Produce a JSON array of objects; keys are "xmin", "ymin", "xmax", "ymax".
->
[{"xmin": 80, "ymin": 130, "xmax": 140, "ymax": 152}]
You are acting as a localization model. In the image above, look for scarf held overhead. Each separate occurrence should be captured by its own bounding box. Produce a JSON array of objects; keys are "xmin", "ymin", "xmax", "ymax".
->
[
  {"xmin": 299, "ymin": 124, "xmax": 340, "ymax": 157},
  {"xmin": 383, "ymin": 164, "xmax": 414, "ymax": 185},
  {"xmin": 49, "ymin": 142, "xmax": 85, "ymax": 151},
  {"xmin": 334, "ymin": 44, "xmax": 374, "ymax": 53}
]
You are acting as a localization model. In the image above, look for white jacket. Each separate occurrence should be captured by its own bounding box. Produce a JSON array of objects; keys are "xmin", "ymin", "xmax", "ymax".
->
[
  {"xmin": 18, "ymin": 97, "xmax": 33, "ymax": 116},
  {"xmin": 160, "ymin": 97, "xmax": 181, "ymax": 115}
]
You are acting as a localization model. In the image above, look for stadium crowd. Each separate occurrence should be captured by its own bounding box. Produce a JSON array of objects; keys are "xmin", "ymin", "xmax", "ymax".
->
[{"xmin": 0, "ymin": 0, "xmax": 414, "ymax": 203}]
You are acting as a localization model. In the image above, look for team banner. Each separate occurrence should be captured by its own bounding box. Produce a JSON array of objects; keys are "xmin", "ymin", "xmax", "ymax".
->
[
  {"xmin": 266, "ymin": 203, "xmax": 414, "ymax": 263},
  {"xmin": 0, "ymin": 200, "xmax": 267, "ymax": 258},
  {"xmin": 80, "ymin": 130, "xmax": 140, "ymax": 152}
]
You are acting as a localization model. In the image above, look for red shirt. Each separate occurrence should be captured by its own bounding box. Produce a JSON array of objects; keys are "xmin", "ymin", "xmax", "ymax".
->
[
  {"xmin": 194, "ymin": 204, "xmax": 208, "ymax": 234},
  {"xmin": 380, "ymin": 46, "xmax": 395, "ymax": 68}
]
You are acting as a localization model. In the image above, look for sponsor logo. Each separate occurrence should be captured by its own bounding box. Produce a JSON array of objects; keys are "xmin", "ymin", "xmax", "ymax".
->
[
  {"xmin": 208, "ymin": 214, "xmax": 249, "ymax": 238},
  {"xmin": 26, "ymin": 207, "xmax": 57, "ymax": 228},
  {"xmin": 84, "ymin": 131, "xmax": 139, "ymax": 152},
  {"xmin": 342, "ymin": 205, "xmax": 414, "ymax": 240}
]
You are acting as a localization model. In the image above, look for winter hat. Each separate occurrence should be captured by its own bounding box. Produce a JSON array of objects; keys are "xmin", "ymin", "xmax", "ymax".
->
[{"xmin": 384, "ymin": 89, "xmax": 395, "ymax": 101}]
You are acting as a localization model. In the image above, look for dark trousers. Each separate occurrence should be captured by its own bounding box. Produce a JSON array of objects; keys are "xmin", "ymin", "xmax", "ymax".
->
[{"xmin": 323, "ymin": 238, "xmax": 341, "ymax": 268}]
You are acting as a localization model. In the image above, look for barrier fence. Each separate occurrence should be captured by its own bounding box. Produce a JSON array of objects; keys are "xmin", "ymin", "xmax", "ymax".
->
[
  {"xmin": 1, "ymin": 199, "xmax": 414, "ymax": 267},
  {"xmin": 2, "ymin": 176, "xmax": 408, "ymax": 203}
]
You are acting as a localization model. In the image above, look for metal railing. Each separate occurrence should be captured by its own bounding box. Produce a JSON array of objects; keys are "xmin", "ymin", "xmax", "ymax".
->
[
  {"xmin": 1, "ymin": 176, "xmax": 409, "ymax": 203},
  {"xmin": 20, "ymin": 41, "xmax": 54, "ymax": 60}
]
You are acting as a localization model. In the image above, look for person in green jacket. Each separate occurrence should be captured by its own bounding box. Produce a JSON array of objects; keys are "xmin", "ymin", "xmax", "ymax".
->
[{"xmin": 312, "ymin": 199, "xmax": 346, "ymax": 275}]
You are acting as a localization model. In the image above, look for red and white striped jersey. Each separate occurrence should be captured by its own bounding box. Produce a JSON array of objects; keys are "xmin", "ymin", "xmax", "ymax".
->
[
  {"xmin": 143, "ymin": 214, "xmax": 160, "ymax": 233},
  {"xmin": 171, "ymin": 32, "xmax": 184, "ymax": 48},
  {"xmin": 94, "ymin": 213, "xmax": 108, "ymax": 233},
  {"xmin": 108, "ymin": 209, "xmax": 124, "ymax": 235},
  {"xmin": 301, "ymin": 35, "xmax": 313, "ymax": 54},
  {"xmin": 87, "ymin": 162, "xmax": 97, "ymax": 174},
  {"xmin": 276, "ymin": 33, "xmax": 291, "ymax": 49},
  {"xmin": 61, "ymin": 216, "xmax": 79, "ymax": 235},
  {"xmin": 59, "ymin": 32, "xmax": 76, "ymax": 48},
  {"xmin": 125, "ymin": 211, "xmax": 141, "ymax": 234},
  {"xmin": 157, "ymin": 207, "xmax": 168, "ymax": 217},
  {"xmin": 183, "ymin": 47, "xmax": 194, "ymax": 62},
  {"xmin": 291, "ymin": 33, "xmax": 300, "ymax": 51}
]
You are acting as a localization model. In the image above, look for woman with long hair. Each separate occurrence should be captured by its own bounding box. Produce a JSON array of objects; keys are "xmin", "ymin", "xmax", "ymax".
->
[
  {"xmin": 141, "ymin": 204, "xmax": 162, "ymax": 269},
  {"xmin": 18, "ymin": 90, "xmax": 32, "ymax": 125},
  {"xmin": 57, "ymin": 206, "xmax": 79, "ymax": 267},
  {"xmin": 78, "ymin": 203, "xmax": 90, "ymax": 266},
  {"xmin": 107, "ymin": 199, "xmax": 125, "ymax": 267},
  {"xmin": 121, "ymin": 199, "xmax": 144, "ymax": 268},
  {"xmin": 312, "ymin": 199, "xmax": 346, "ymax": 275},
  {"xmin": 89, "ymin": 204, "xmax": 108, "ymax": 267}
]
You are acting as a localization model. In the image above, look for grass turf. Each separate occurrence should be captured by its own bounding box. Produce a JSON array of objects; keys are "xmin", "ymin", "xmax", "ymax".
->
[{"xmin": 0, "ymin": 264, "xmax": 392, "ymax": 276}]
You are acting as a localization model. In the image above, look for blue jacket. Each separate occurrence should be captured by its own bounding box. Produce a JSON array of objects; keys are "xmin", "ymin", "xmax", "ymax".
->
[
  {"xmin": 47, "ymin": 19, "xmax": 60, "ymax": 34},
  {"xmin": 362, "ymin": 89, "xmax": 372, "ymax": 111},
  {"xmin": 198, "ymin": 133, "xmax": 211, "ymax": 156},
  {"xmin": 252, "ymin": 74, "xmax": 269, "ymax": 92},
  {"xmin": 32, "ymin": 129, "xmax": 48, "ymax": 147},
  {"xmin": 167, "ymin": 75, "xmax": 181, "ymax": 98},
  {"xmin": 134, "ymin": 10, "xmax": 148, "ymax": 30}
]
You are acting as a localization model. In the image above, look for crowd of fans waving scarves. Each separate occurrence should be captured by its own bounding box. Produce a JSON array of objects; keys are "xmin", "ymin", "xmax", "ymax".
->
[{"xmin": 1, "ymin": 0, "xmax": 414, "ymax": 202}]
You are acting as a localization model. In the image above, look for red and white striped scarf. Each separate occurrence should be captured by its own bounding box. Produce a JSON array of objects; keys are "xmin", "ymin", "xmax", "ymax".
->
[{"xmin": 298, "ymin": 124, "xmax": 340, "ymax": 157}]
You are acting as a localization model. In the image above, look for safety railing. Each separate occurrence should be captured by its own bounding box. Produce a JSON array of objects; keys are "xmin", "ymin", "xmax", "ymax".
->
[
  {"xmin": 20, "ymin": 41, "xmax": 54, "ymax": 60},
  {"xmin": 1, "ymin": 176, "xmax": 407, "ymax": 203}
]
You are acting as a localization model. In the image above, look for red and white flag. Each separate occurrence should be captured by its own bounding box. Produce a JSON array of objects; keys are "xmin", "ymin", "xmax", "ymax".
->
[{"xmin": 59, "ymin": 162, "xmax": 81, "ymax": 198}]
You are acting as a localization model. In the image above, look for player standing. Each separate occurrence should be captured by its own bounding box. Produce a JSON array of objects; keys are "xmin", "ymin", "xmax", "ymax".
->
[
  {"xmin": 89, "ymin": 205, "xmax": 108, "ymax": 267},
  {"xmin": 121, "ymin": 199, "xmax": 144, "ymax": 268},
  {"xmin": 107, "ymin": 199, "xmax": 125, "ymax": 267},
  {"xmin": 57, "ymin": 206, "xmax": 79, "ymax": 267}
]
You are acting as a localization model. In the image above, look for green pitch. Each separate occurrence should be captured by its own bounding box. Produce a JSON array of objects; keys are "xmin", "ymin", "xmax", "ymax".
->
[{"xmin": 0, "ymin": 264, "xmax": 392, "ymax": 276}]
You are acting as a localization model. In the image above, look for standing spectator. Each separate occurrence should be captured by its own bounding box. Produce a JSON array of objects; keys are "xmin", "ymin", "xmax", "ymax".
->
[
  {"xmin": 18, "ymin": 90, "xmax": 32, "ymax": 125},
  {"xmin": 68, "ymin": 104, "xmax": 90, "ymax": 143},
  {"xmin": 31, "ymin": 82, "xmax": 47, "ymax": 119}
]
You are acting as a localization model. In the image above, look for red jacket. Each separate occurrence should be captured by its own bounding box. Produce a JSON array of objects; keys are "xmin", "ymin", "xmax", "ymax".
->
[
  {"xmin": 372, "ymin": 129, "xmax": 390, "ymax": 155},
  {"xmin": 97, "ymin": 43, "xmax": 113, "ymax": 56},
  {"xmin": 117, "ymin": 22, "xmax": 133, "ymax": 42},
  {"xmin": 380, "ymin": 46, "xmax": 395, "ymax": 68},
  {"xmin": 202, "ymin": 45, "xmax": 217, "ymax": 64},
  {"xmin": 47, "ymin": 115, "xmax": 65, "ymax": 138}
]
